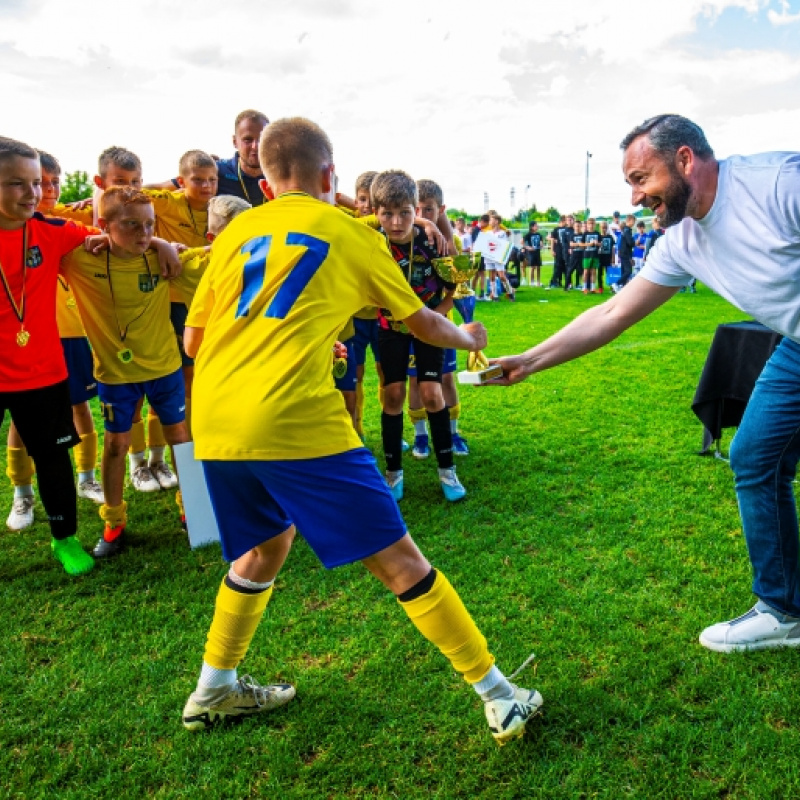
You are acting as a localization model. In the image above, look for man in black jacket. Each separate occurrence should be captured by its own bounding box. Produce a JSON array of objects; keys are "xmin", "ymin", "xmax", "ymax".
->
[{"xmin": 612, "ymin": 215, "xmax": 636, "ymax": 292}]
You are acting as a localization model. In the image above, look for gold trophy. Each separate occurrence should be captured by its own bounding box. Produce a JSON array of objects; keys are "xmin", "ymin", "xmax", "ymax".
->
[{"xmin": 432, "ymin": 253, "xmax": 502, "ymax": 385}]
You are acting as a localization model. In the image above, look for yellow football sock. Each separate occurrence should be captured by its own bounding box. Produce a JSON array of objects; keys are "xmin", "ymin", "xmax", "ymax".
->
[
  {"xmin": 73, "ymin": 431, "xmax": 98, "ymax": 474},
  {"xmin": 129, "ymin": 420, "xmax": 146, "ymax": 455},
  {"xmin": 176, "ymin": 489, "xmax": 185, "ymax": 518},
  {"xmin": 99, "ymin": 500, "xmax": 127, "ymax": 529},
  {"xmin": 203, "ymin": 579, "xmax": 274, "ymax": 670},
  {"xmin": 398, "ymin": 571, "xmax": 494, "ymax": 683},
  {"xmin": 6, "ymin": 446, "xmax": 35, "ymax": 486},
  {"xmin": 408, "ymin": 406, "xmax": 428, "ymax": 424},
  {"xmin": 147, "ymin": 411, "xmax": 166, "ymax": 448},
  {"xmin": 448, "ymin": 403, "xmax": 461, "ymax": 422},
  {"xmin": 355, "ymin": 381, "xmax": 365, "ymax": 437}
]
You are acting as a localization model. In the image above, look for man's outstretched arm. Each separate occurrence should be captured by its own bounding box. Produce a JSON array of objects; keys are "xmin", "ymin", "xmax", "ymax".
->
[{"xmin": 490, "ymin": 278, "xmax": 679, "ymax": 385}]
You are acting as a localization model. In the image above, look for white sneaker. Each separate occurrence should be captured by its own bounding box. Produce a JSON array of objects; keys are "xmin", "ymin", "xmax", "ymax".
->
[
  {"xmin": 131, "ymin": 464, "xmax": 161, "ymax": 492},
  {"xmin": 7, "ymin": 496, "xmax": 34, "ymax": 530},
  {"xmin": 485, "ymin": 684, "xmax": 543, "ymax": 745},
  {"xmin": 77, "ymin": 479, "xmax": 105, "ymax": 504},
  {"xmin": 699, "ymin": 602, "xmax": 800, "ymax": 653},
  {"xmin": 150, "ymin": 461, "xmax": 178, "ymax": 489}
]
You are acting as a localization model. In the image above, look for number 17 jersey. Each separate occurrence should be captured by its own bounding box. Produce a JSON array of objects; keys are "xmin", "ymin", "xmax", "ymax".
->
[{"xmin": 187, "ymin": 191, "xmax": 423, "ymax": 461}]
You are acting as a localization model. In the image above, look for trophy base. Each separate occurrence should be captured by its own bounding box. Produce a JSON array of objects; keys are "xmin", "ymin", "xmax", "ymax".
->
[{"xmin": 457, "ymin": 365, "xmax": 503, "ymax": 385}]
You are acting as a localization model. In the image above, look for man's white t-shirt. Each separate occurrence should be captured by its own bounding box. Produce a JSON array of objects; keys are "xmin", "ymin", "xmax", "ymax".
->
[{"xmin": 639, "ymin": 152, "xmax": 800, "ymax": 341}]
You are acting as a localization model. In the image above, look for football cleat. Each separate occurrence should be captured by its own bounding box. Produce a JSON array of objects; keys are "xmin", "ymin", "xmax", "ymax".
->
[
  {"xmin": 77, "ymin": 479, "xmax": 105, "ymax": 504},
  {"xmin": 131, "ymin": 465, "xmax": 160, "ymax": 492},
  {"xmin": 439, "ymin": 468, "xmax": 466, "ymax": 502},
  {"xmin": 182, "ymin": 675, "xmax": 296, "ymax": 731},
  {"xmin": 51, "ymin": 535, "xmax": 94, "ymax": 576},
  {"xmin": 150, "ymin": 460, "xmax": 179, "ymax": 489},
  {"xmin": 485, "ymin": 684, "xmax": 543, "ymax": 745},
  {"xmin": 6, "ymin": 496, "xmax": 34, "ymax": 531},
  {"xmin": 93, "ymin": 524, "xmax": 126, "ymax": 559},
  {"xmin": 451, "ymin": 433, "xmax": 470, "ymax": 456},
  {"xmin": 385, "ymin": 470, "xmax": 404, "ymax": 502},
  {"xmin": 412, "ymin": 434, "xmax": 430, "ymax": 460}
]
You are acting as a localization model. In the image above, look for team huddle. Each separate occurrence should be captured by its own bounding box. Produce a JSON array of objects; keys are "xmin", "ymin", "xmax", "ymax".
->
[{"xmin": 0, "ymin": 112, "xmax": 543, "ymax": 744}]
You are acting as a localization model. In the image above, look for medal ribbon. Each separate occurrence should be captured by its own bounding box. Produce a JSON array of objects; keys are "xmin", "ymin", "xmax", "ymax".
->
[{"xmin": 0, "ymin": 223, "xmax": 29, "ymax": 329}]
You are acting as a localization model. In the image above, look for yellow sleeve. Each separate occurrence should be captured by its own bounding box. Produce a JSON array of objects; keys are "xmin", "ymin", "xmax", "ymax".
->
[
  {"xmin": 171, "ymin": 247, "xmax": 210, "ymax": 307},
  {"xmin": 363, "ymin": 239, "xmax": 423, "ymax": 321},
  {"xmin": 51, "ymin": 203, "xmax": 94, "ymax": 226},
  {"xmin": 142, "ymin": 188, "xmax": 175, "ymax": 213},
  {"xmin": 453, "ymin": 234, "xmax": 463, "ymax": 254},
  {"xmin": 186, "ymin": 269, "xmax": 215, "ymax": 329},
  {"xmin": 336, "ymin": 204, "xmax": 356, "ymax": 217},
  {"xmin": 356, "ymin": 213, "xmax": 380, "ymax": 230}
]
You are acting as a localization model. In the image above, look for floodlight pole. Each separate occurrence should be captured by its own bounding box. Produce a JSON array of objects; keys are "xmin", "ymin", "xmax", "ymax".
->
[{"xmin": 584, "ymin": 151, "xmax": 592, "ymax": 219}]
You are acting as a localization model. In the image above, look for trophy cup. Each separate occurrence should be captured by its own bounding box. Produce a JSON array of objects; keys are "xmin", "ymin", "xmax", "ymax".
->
[{"xmin": 432, "ymin": 253, "xmax": 503, "ymax": 385}]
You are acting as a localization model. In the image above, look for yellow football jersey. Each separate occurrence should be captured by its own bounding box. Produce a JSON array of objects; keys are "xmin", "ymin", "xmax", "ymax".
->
[
  {"xmin": 144, "ymin": 189, "xmax": 209, "ymax": 249},
  {"xmin": 352, "ymin": 213, "xmax": 382, "ymax": 320},
  {"xmin": 55, "ymin": 277, "xmax": 87, "ymax": 339},
  {"xmin": 187, "ymin": 191, "xmax": 424, "ymax": 461},
  {"xmin": 50, "ymin": 203, "xmax": 94, "ymax": 226},
  {"xmin": 61, "ymin": 247, "xmax": 195, "ymax": 384},
  {"xmin": 170, "ymin": 247, "xmax": 212, "ymax": 309}
]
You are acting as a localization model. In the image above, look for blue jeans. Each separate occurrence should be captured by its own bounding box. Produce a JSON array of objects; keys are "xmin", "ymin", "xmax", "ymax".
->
[{"xmin": 730, "ymin": 337, "xmax": 800, "ymax": 616}]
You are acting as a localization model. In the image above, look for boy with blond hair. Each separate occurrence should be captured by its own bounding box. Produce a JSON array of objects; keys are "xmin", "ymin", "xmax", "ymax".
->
[
  {"xmin": 61, "ymin": 187, "xmax": 193, "ymax": 558},
  {"xmin": 180, "ymin": 116, "xmax": 542, "ymax": 744}
]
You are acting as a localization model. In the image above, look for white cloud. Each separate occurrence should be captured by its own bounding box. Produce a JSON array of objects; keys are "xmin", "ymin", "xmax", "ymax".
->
[
  {"xmin": 0, "ymin": 0, "xmax": 797, "ymax": 217},
  {"xmin": 768, "ymin": 0, "xmax": 800, "ymax": 24}
]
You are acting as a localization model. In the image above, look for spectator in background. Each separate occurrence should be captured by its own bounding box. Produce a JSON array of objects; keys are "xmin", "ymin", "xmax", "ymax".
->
[
  {"xmin": 611, "ymin": 214, "xmax": 636, "ymax": 292},
  {"xmin": 633, "ymin": 220, "xmax": 647, "ymax": 273},
  {"xmin": 547, "ymin": 214, "xmax": 567, "ymax": 290}
]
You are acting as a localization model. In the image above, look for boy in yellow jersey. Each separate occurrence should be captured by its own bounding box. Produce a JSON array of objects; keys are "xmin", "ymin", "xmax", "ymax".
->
[
  {"xmin": 179, "ymin": 117, "xmax": 541, "ymax": 744},
  {"xmin": 5, "ymin": 151, "xmax": 104, "ymax": 532},
  {"xmin": 349, "ymin": 171, "xmax": 383, "ymax": 437},
  {"xmin": 144, "ymin": 150, "xmax": 218, "ymax": 439},
  {"xmin": 406, "ymin": 178, "xmax": 469, "ymax": 460},
  {"xmin": 60, "ymin": 187, "xmax": 193, "ymax": 558},
  {"xmin": 70, "ymin": 146, "xmax": 177, "ymax": 493}
]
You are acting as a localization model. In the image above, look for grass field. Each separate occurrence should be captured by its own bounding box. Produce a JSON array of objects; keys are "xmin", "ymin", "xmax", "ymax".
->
[{"xmin": 3, "ymin": 274, "xmax": 800, "ymax": 799}]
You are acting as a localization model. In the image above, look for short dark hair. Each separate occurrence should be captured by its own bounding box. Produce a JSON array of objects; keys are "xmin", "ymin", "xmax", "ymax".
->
[
  {"xmin": 38, "ymin": 149, "xmax": 61, "ymax": 176},
  {"xmin": 98, "ymin": 146, "xmax": 142, "ymax": 176},
  {"xmin": 235, "ymin": 109, "xmax": 269, "ymax": 130},
  {"xmin": 0, "ymin": 136, "xmax": 38, "ymax": 167},
  {"xmin": 417, "ymin": 178, "xmax": 443, "ymax": 207},
  {"xmin": 620, "ymin": 114, "xmax": 714, "ymax": 161},
  {"xmin": 371, "ymin": 170, "xmax": 417, "ymax": 211}
]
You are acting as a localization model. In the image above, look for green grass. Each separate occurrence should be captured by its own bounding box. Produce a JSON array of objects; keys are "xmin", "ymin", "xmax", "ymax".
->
[{"xmin": 3, "ymin": 274, "xmax": 799, "ymax": 799}]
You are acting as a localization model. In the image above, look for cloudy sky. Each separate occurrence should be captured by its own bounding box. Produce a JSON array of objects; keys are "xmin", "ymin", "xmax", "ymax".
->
[{"xmin": 1, "ymin": 0, "xmax": 798, "ymax": 218}]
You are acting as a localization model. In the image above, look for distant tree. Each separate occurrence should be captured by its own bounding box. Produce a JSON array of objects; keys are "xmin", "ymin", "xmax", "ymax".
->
[
  {"xmin": 59, "ymin": 171, "xmax": 93, "ymax": 203},
  {"xmin": 544, "ymin": 206, "xmax": 560, "ymax": 222}
]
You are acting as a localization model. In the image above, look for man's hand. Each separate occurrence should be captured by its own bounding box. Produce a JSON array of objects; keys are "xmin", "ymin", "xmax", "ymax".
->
[
  {"xmin": 486, "ymin": 354, "xmax": 532, "ymax": 386},
  {"xmin": 461, "ymin": 321, "xmax": 487, "ymax": 352}
]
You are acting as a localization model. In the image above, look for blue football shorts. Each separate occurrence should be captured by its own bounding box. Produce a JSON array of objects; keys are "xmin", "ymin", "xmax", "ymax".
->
[
  {"xmin": 201, "ymin": 447, "xmax": 407, "ymax": 568},
  {"xmin": 98, "ymin": 368, "xmax": 186, "ymax": 433},
  {"xmin": 352, "ymin": 317, "xmax": 381, "ymax": 367},
  {"xmin": 61, "ymin": 337, "xmax": 97, "ymax": 405}
]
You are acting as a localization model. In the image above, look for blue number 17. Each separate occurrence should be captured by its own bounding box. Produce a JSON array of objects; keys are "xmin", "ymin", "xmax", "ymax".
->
[{"xmin": 235, "ymin": 232, "xmax": 330, "ymax": 319}]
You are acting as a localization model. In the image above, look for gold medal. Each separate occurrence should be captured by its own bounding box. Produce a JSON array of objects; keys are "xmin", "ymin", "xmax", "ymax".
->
[
  {"xmin": 117, "ymin": 348, "xmax": 134, "ymax": 364},
  {"xmin": 1, "ymin": 224, "xmax": 31, "ymax": 347},
  {"xmin": 332, "ymin": 357, "xmax": 347, "ymax": 379},
  {"xmin": 16, "ymin": 329, "xmax": 30, "ymax": 347}
]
